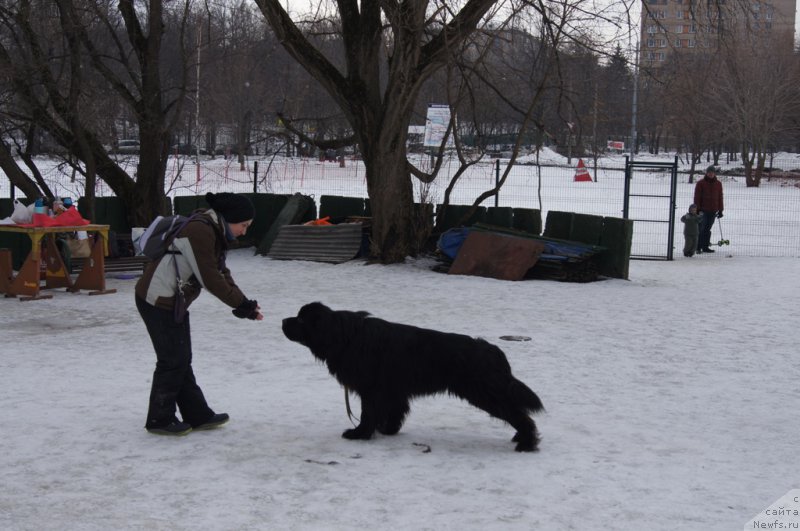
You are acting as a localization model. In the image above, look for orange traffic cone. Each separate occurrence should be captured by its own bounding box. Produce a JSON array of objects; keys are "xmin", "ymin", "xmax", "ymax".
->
[{"xmin": 574, "ymin": 159, "xmax": 593, "ymax": 182}]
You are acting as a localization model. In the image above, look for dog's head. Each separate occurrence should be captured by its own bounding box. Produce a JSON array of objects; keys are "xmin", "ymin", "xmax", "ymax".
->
[
  {"xmin": 282, "ymin": 302, "xmax": 330, "ymax": 348},
  {"xmin": 282, "ymin": 302, "xmax": 369, "ymax": 361}
]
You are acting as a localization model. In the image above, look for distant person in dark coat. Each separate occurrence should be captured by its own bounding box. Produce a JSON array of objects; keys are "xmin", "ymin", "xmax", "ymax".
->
[
  {"xmin": 694, "ymin": 165, "xmax": 724, "ymax": 253},
  {"xmin": 680, "ymin": 204, "xmax": 702, "ymax": 257}
]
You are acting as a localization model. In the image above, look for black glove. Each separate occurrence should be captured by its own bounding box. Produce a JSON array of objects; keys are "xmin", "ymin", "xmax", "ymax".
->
[
  {"xmin": 716, "ymin": 211, "xmax": 723, "ymax": 218},
  {"xmin": 232, "ymin": 298, "xmax": 259, "ymax": 320}
]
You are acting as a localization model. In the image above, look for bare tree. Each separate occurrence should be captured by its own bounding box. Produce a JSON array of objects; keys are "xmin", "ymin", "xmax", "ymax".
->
[
  {"xmin": 713, "ymin": 30, "xmax": 800, "ymax": 186},
  {"xmin": 0, "ymin": 0, "xmax": 193, "ymax": 224},
  {"xmin": 199, "ymin": 1, "xmax": 280, "ymax": 166},
  {"xmin": 254, "ymin": 0, "xmax": 505, "ymax": 262},
  {"xmin": 659, "ymin": 54, "xmax": 718, "ymax": 182},
  {"xmin": 430, "ymin": 14, "xmax": 562, "ymax": 230}
]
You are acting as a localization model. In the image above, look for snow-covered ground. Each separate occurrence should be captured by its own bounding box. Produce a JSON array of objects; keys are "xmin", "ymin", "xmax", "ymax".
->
[{"xmin": 1, "ymin": 251, "xmax": 798, "ymax": 530}]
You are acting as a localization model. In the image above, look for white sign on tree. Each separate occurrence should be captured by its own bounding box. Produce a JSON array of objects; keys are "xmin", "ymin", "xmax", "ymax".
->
[{"xmin": 423, "ymin": 104, "xmax": 453, "ymax": 148}]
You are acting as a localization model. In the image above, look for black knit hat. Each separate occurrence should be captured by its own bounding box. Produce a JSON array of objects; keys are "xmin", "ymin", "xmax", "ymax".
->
[{"xmin": 205, "ymin": 192, "xmax": 255, "ymax": 223}]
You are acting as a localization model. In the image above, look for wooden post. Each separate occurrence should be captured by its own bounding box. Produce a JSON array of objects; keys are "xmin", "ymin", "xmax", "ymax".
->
[
  {"xmin": 69, "ymin": 232, "xmax": 117, "ymax": 295},
  {"xmin": 253, "ymin": 161, "xmax": 258, "ymax": 194},
  {"xmin": 43, "ymin": 235, "xmax": 73, "ymax": 290},
  {"xmin": 9, "ymin": 243, "xmax": 51, "ymax": 300},
  {"xmin": 0, "ymin": 248, "xmax": 13, "ymax": 294}
]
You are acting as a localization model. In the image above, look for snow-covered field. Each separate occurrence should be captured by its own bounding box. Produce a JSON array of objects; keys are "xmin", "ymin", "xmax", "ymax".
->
[
  {"xmin": 1, "ymin": 251, "xmax": 798, "ymax": 530},
  {"xmin": 1, "ymin": 149, "xmax": 799, "ymax": 529}
]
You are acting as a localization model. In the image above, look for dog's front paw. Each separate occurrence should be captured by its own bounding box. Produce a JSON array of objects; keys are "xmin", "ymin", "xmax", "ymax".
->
[{"xmin": 342, "ymin": 427, "xmax": 373, "ymax": 440}]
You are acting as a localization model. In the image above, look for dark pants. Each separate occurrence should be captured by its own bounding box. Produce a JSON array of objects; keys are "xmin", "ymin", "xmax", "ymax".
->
[
  {"xmin": 136, "ymin": 296, "xmax": 214, "ymax": 428},
  {"xmin": 683, "ymin": 234, "xmax": 698, "ymax": 256},
  {"xmin": 698, "ymin": 211, "xmax": 717, "ymax": 251}
]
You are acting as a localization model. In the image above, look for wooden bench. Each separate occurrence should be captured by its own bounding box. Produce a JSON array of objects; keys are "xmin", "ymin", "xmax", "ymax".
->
[
  {"xmin": 70, "ymin": 233, "xmax": 150, "ymax": 273},
  {"xmin": 71, "ymin": 255, "xmax": 150, "ymax": 273}
]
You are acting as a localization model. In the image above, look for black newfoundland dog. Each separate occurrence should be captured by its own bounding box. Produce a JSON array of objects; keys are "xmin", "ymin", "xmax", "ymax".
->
[{"xmin": 282, "ymin": 302, "xmax": 544, "ymax": 452}]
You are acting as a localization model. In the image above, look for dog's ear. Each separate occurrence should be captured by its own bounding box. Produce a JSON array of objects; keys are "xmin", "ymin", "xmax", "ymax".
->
[{"xmin": 297, "ymin": 302, "xmax": 332, "ymax": 327}]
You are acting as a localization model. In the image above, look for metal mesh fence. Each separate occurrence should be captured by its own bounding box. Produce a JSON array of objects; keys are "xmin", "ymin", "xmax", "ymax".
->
[{"xmin": 2, "ymin": 154, "xmax": 799, "ymax": 258}]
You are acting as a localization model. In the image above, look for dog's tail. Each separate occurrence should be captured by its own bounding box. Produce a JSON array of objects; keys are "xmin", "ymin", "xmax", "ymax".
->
[{"xmin": 509, "ymin": 379, "xmax": 545, "ymax": 414}]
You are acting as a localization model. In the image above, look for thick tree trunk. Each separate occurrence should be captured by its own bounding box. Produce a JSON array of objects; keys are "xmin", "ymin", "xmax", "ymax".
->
[
  {"xmin": 363, "ymin": 136, "xmax": 416, "ymax": 263},
  {"xmin": 132, "ymin": 132, "xmax": 171, "ymax": 224},
  {"xmin": 751, "ymin": 151, "xmax": 766, "ymax": 187},
  {"xmin": 741, "ymin": 145, "xmax": 760, "ymax": 188}
]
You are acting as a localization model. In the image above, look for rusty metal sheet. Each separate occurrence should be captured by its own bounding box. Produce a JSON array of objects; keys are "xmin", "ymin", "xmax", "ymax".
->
[
  {"xmin": 448, "ymin": 230, "xmax": 545, "ymax": 281},
  {"xmin": 267, "ymin": 223, "xmax": 364, "ymax": 263}
]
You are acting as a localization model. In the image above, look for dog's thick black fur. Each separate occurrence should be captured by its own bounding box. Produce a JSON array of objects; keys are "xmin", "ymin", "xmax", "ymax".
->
[{"xmin": 282, "ymin": 302, "xmax": 544, "ymax": 452}]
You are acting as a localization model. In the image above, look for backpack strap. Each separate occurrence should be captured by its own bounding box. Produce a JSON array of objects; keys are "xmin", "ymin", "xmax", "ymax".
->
[{"xmin": 165, "ymin": 213, "xmax": 212, "ymax": 255}]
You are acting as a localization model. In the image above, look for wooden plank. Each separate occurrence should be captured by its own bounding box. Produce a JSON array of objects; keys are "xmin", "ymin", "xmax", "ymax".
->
[{"xmin": 72, "ymin": 256, "xmax": 149, "ymax": 273}]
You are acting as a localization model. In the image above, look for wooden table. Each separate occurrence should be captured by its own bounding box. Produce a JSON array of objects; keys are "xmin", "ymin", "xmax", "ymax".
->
[{"xmin": 0, "ymin": 224, "xmax": 117, "ymax": 300}]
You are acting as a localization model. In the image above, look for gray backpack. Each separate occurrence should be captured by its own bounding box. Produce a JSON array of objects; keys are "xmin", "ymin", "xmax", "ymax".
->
[{"xmin": 139, "ymin": 214, "xmax": 208, "ymax": 260}]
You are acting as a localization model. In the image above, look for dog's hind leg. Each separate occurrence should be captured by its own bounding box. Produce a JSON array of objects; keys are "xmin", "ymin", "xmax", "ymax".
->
[
  {"xmin": 465, "ymin": 395, "xmax": 540, "ymax": 452},
  {"xmin": 505, "ymin": 379, "xmax": 543, "ymax": 451},
  {"xmin": 487, "ymin": 406, "xmax": 539, "ymax": 452},
  {"xmin": 499, "ymin": 408, "xmax": 540, "ymax": 452},
  {"xmin": 509, "ymin": 415, "xmax": 541, "ymax": 452}
]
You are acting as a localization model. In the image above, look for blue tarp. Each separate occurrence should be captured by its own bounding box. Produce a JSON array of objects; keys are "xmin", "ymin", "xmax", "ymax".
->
[
  {"xmin": 438, "ymin": 227, "xmax": 601, "ymax": 263},
  {"xmin": 437, "ymin": 227, "xmax": 473, "ymax": 260}
]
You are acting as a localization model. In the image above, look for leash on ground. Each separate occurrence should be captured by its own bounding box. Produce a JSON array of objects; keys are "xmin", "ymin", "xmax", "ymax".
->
[{"xmin": 344, "ymin": 386, "xmax": 359, "ymax": 426}]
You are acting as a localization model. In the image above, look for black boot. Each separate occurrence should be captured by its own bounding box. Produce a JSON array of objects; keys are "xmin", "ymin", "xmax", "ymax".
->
[
  {"xmin": 702, "ymin": 247, "xmax": 715, "ymax": 253},
  {"xmin": 146, "ymin": 420, "xmax": 192, "ymax": 436},
  {"xmin": 192, "ymin": 413, "xmax": 230, "ymax": 431}
]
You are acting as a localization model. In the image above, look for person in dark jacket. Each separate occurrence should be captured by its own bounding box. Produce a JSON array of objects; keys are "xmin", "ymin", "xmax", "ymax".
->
[
  {"xmin": 135, "ymin": 192, "xmax": 263, "ymax": 436},
  {"xmin": 680, "ymin": 204, "xmax": 702, "ymax": 257},
  {"xmin": 693, "ymin": 165, "xmax": 724, "ymax": 253}
]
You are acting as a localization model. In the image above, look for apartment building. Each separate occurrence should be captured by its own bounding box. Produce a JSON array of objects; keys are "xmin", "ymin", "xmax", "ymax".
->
[{"xmin": 640, "ymin": 0, "xmax": 796, "ymax": 65}]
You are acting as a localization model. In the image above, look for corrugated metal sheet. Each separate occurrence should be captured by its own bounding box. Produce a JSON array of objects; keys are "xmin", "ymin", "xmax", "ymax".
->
[{"xmin": 267, "ymin": 223, "xmax": 365, "ymax": 263}]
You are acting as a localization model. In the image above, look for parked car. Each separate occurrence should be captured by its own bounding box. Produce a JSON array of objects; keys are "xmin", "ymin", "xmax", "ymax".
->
[
  {"xmin": 171, "ymin": 144, "xmax": 207, "ymax": 155},
  {"xmin": 110, "ymin": 139, "xmax": 140, "ymax": 154}
]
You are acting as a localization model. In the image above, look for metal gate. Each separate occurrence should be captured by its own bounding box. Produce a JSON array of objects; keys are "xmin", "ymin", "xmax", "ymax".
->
[{"xmin": 623, "ymin": 156, "xmax": 678, "ymax": 260}]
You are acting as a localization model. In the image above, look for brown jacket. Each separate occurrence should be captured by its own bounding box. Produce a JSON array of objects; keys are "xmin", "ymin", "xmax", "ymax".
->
[
  {"xmin": 135, "ymin": 209, "xmax": 248, "ymax": 311},
  {"xmin": 693, "ymin": 175, "xmax": 724, "ymax": 213}
]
